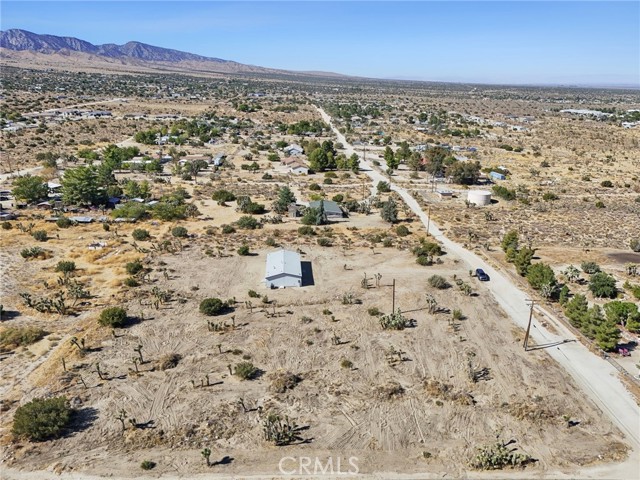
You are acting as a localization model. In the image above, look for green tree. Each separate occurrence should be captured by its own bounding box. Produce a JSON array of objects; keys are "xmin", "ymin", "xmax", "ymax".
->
[
  {"xmin": 589, "ymin": 272, "xmax": 617, "ymax": 298},
  {"xmin": 347, "ymin": 153, "xmax": 360, "ymax": 173},
  {"xmin": 384, "ymin": 146, "xmax": 399, "ymax": 171},
  {"xmin": 123, "ymin": 180, "xmax": 151, "ymax": 199},
  {"xmin": 501, "ymin": 231, "xmax": 519, "ymax": 255},
  {"xmin": 595, "ymin": 321, "xmax": 621, "ymax": 351},
  {"xmin": 603, "ymin": 301, "xmax": 639, "ymax": 329},
  {"xmin": 301, "ymin": 204, "xmax": 326, "ymax": 226},
  {"xmin": 447, "ymin": 161, "xmax": 481, "ymax": 185},
  {"xmin": 380, "ymin": 198, "xmax": 398, "ymax": 224},
  {"xmin": 526, "ymin": 263, "xmax": 557, "ymax": 292},
  {"xmin": 513, "ymin": 247, "xmax": 535, "ymax": 276},
  {"xmin": 11, "ymin": 175, "xmax": 49, "ymax": 204},
  {"xmin": 212, "ymin": 189, "xmax": 236, "ymax": 205},
  {"xmin": 564, "ymin": 294, "xmax": 588, "ymax": 328},
  {"xmin": 12, "ymin": 396, "xmax": 72, "ymax": 441},
  {"xmin": 272, "ymin": 186, "xmax": 296, "ymax": 214},
  {"xmin": 62, "ymin": 166, "xmax": 104, "ymax": 206}
]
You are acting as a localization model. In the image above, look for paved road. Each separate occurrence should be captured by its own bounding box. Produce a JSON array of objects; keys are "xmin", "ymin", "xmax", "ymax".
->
[{"xmin": 317, "ymin": 107, "xmax": 640, "ymax": 456}]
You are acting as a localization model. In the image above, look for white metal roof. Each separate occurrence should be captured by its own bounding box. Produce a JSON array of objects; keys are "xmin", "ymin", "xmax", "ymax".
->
[{"xmin": 265, "ymin": 249, "xmax": 302, "ymax": 279}]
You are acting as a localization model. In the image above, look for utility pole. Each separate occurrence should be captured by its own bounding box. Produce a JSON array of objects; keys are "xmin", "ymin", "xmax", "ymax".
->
[
  {"xmin": 426, "ymin": 206, "xmax": 431, "ymax": 236},
  {"xmin": 523, "ymin": 299, "xmax": 535, "ymax": 350},
  {"xmin": 392, "ymin": 279, "xmax": 396, "ymax": 313}
]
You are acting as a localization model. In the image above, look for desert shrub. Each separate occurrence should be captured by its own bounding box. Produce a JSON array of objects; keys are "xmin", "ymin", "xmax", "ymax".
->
[
  {"xmin": 12, "ymin": 396, "xmax": 72, "ymax": 441},
  {"xmin": 140, "ymin": 461, "xmax": 156, "ymax": 470},
  {"xmin": 2, "ymin": 221, "xmax": 12, "ymax": 230},
  {"xmin": 630, "ymin": 239, "xmax": 640, "ymax": 252},
  {"xmin": 377, "ymin": 181, "xmax": 391, "ymax": 193},
  {"xmin": 595, "ymin": 200, "xmax": 605, "ymax": 209},
  {"xmin": 212, "ymin": 189, "xmax": 236, "ymax": 204},
  {"xmin": 265, "ymin": 237, "xmax": 277, "ymax": 247},
  {"xmin": 317, "ymin": 237, "xmax": 332, "ymax": 247},
  {"xmin": 131, "ymin": 228, "xmax": 150, "ymax": 241},
  {"xmin": 236, "ymin": 216, "xmax": 259, "ymax": 230},
  {"xmin": 323, "ymin": 178, "xmax": 333, "ymax": 185},
  {"xmin": 298, "ymin": 225, "xmax": 315, "ymax": 236},
  {"xmin": 581, "ymin": 261, "xmax": 601, "ymax": 274},
  {"xmin": 416, "ymin": 255, "xmax": 433, "ymax": 266},
  {"xmin": 332, "ymin": 194, "xmax": 344, "ymax": 203},
  {"xmin": 492, "ymin": 185, "xmax": 516, "ymax": 201},
  {"xmin": 469, "ymin": 440, "xmax": 534, "ymax": 470},
  {"xmin": 159, "ymin": 353, "xmax": 181, "ymax": 370},
  {"xmin": 125, "ymin": 260, "xmax": 143, "ymax": 275},
  {"xmin": 123, "ymin": 277, "xmax": 139, "ymax": 287},
  {"xmin": 98, "ymin": 307, "xmax": 127, "ymax": 328},
  {"xmin": 308, "ymin": 183, "xmax": 321, "ymax": 191},
  {"xmin": 55, "ymin": 260, "xmax": 76, "ymax": 273},
  {"xmin": 221, "ymin": 224, "xmax": 236, "ymax": 234},
  {"xmin": 56, "ymin": 217, "xmax": 72, "ymax": 228},
  {"xmin": 20, "ymin": 247, "xmax": 45, "ymax": 259},
  {"xmin": 237, "ymin": 244, "xmax": 250, "ymax": 256},
  {"xmin": 234, "ymin": 361, "xmax": 258, "ymax": 380},
  {"xmin": 32, "ymin": 230, "xmax": 48, "ymax": 242},
  {"xmin": 589, "ymin": 272, "xmax": 617, "ymax": 298},
  {"xmin": 542, "ymin": 192, "xmax": 558, "ymax": 201},
  {"xmin": 413, "ymin": 240, "xmax": 443, "ymax": 257},
  {"xmin": 199, "ymin": 298, "xmax": 226, "ymax": 316},
  {"xmin": 340, "ymin": 358, "xmax": 354, "ymax": 369},
  {"xmin": 171, "ymin": 226, "xmax": 188, "ymax": 238},
  {"xmin": 368, "ymin": 307, "xmax": 381, "ymax": 316},
  {"xmin": 396, "ymin": 225, "xmax": 410, "ymax": 237},
  {"xmin": 600, "ymin": 180, "xmax": 613, "ymax": 188},
  {"xmin": 0, "ymin": 326, "xmax": 47, "ymax": 349},
  {"xmin": 269, "ymin": 371, "xmax": 301, "ymax": 393},
  {"xmin": 428, "ymin": 275, "xmax": 450, "ymax": 289},
  {"xmin": 379, "ymin": 310, "xmax": 410, "ymax": 330}
]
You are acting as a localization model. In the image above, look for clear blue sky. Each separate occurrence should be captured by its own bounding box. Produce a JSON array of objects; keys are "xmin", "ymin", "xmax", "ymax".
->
[{"xmin": 2, "ymin": 1, "xmax": 639, "ymax": 86}]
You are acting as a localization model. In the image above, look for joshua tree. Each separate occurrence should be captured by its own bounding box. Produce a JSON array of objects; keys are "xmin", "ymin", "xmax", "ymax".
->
[
  {"xmin": 94, "ymin": 363, "xmax": 106, "ymax": 380},
  {"xmin": 201, "ymin": 448, "xmax": 212, "ymax": 466},
  {"xmin": 70, "ymin": 336, "xmax": 86, "ymax": 353},
  {"xmin": 425, "ymin": 294, "xmax": 438, "ymax": 314},
  {"xmin": 116, "ymin": 409, "xmax": 128, "ymax": 432},
  {"xmin": 134, "ymin": 344, "xmax": 144, "ymax": 364}
]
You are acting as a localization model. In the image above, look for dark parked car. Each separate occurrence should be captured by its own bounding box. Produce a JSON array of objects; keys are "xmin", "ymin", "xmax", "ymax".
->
[{"xmin": 476, "ymin": 268, "xmax": 490, "ymax": 281}]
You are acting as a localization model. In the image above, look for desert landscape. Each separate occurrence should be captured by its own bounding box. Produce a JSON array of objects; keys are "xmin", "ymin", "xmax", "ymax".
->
[{"xmin": 1, "ymin": 25, "xmax": 639, "ymax": 480}]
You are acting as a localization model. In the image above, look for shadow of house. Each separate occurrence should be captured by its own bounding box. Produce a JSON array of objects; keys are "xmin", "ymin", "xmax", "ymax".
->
[{"xmin": 301, "ymin": 261, "xmax": 315, "ymax": 287}]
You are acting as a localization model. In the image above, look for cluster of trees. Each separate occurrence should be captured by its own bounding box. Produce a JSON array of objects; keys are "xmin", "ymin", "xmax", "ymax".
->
[
  {"xmin": 283, "ymin": 119, "xmax": 327, "ymax": 135},
  {"xmin": 564, "ymin": 295, "xmax": 625, "ymax": 350},
  {"xmin": 113, "ymin": 187, "xmax": 198, "ymax": 221}
]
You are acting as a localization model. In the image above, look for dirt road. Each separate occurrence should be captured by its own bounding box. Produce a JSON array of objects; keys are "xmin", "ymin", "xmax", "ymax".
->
[{"xmin": 316, "ymin": 107, "xmax": 640, "ymax": 457}]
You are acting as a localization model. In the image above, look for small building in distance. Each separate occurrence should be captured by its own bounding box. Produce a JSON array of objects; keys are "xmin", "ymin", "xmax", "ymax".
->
[
  {"xmin": 284, "ymin": 144, "xmax": 304, "ymax": 156},
  {"xmin": 436, "ymin": 190, "xmax": 453, "ymax": 200},
  {"xmin": 308, "ymin": 199, "xmax": 344, "ymax": 219},
  {"xmin": 265, "ymin": 249, "xmax": 302, "ymax": 288},
  {"xmin": 490, "ymin": 171, "xmax": 506, "ymax": 181},
  {"xmin": 289, "ymin": 162, "xmax": 309, "ymax": 175}
]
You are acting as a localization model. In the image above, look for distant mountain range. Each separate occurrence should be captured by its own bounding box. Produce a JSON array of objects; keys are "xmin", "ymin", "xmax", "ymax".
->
[{"xmin": 0, "ymin": 29, "xmax": 343, "ymax": 77}]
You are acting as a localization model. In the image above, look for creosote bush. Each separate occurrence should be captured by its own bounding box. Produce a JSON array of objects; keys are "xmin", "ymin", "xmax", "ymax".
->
[
  {"xmin": 140, "ymin": 460, "xmax": 156, "ymax": 470},
  {"xmin": 237, "ymin": 244, "xmax": 250, "ymax": 256},
  {"xmin": 0, "ymin": 326, "xmax": 47, "ymax": 350},
  {"xmin": 56, "ymin": 217, "xmax": 72, "ymax": 229},
  {"xmin": 234, "ymin": 361, "xmax": 258, "ymax": 380},
  {"xmin": 171, "ymin": 226, "xmax": 188, "ymax": 238},
  {"xmin": 32, "ymin": 230, "xmax": 48, "ymax": 242},
  {"xmin": 12, "ymin": 396, "xmax": 72, "ymax": 441},
  {"xmin": 199, "ymin": 297, "xmax": 226, "ymax": 316},
  {"xmin": 132, "ymin": 228, "xmax": 150, "ymax": 241},
  {"xmin": 55, "ymin": 260, "xmax": 76, "ymax": 273},
  {"xmin": 428, "ymin": 275, "xmax": 450, "ymax": 289},
  {"xmin": 125, "ymin": 260, "xmax": 144, "ymax": 275},
  {"xmin": 98, "ymin": 307, "xmax": 127, "ymax": 328}
]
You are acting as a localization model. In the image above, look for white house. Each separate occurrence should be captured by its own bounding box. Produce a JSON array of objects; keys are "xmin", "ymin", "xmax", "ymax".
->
[
  {"xmin": 265, "ymin": 249, "xmax": 302, "ymax": 288},
  {"xmin": 284, "ymin": 144, "xmax": 304, "ymax": 156},
  {"xmin": 289, "ymin": 162, "xmax": 309, "ymax": 175}
]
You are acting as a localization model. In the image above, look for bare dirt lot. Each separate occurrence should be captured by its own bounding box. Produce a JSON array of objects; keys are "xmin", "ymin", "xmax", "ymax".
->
[{"xmin": 0, "ymin": 221, "xmax": 629, "ymax": 477}]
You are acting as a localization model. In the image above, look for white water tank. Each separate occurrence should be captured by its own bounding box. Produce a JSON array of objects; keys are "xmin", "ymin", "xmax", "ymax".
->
[{"xmin": 467, "ymin": 190, "xmax": 492, "ymax": 206}]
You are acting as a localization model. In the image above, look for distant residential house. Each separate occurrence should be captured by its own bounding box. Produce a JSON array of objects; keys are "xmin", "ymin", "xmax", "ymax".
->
[
  {"xmin": 284, "ymin": 144, "xmax": 304, "ymax": 156},
  {"xmin": 212, "ymin": 153, "xmax": 226, "ymax": 166},
  {"xmin": 180, "ymin": 154, "xmax": 211, "ymax": 164},
  {"xmin": 288, "ymin": 204, "xmax": 301, "ymax": 218},
  {"xmin": 264, "ymin": 249, "xmax": 303, "ymax": 288},
  {"xmin": 308, "ymin": 200, "xmax": 344, "ymax": 219},
  {"xmin": 490, "ymin": 171, "xmax": 506, "ymax": 181},
  {"xmin": 47, "ymin": 181, "xmax": 62, "ymax": 192},
  {"xmin": 436, "ymin": 190, "xmax": 453, "ymax": 199},
  {"xmin": 289, "ymin": 162, "xmax": 309, "ymax": 175}
]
